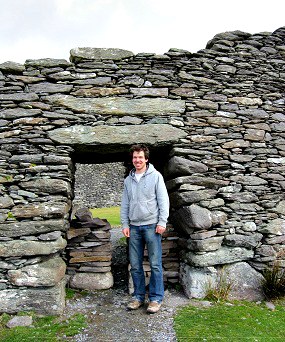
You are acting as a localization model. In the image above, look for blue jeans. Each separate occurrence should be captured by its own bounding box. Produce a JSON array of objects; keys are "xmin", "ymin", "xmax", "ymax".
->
[{"xmin": 129, "ymin": 224, "xmax": 164, "ymax": 303}]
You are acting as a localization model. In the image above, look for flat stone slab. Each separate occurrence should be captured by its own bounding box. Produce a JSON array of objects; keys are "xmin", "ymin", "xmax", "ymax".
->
[
  {"xmin": 70, "ymin": 47, "xmax": 134, "ymax": 62},
  {"xmin": 44, "ymin": 95, "xmax": 185, "ymax": 116},
  {"xmin": 0, "ymin": 279, "xmax": 66, "ymax": 315},
  {"xmin": 48, "ymin": 124, "xmax": 187, "ymax": 146}
]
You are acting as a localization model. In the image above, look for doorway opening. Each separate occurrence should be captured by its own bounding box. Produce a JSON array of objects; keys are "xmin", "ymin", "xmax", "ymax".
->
[{"xmin": 67, "ymin": 144, "xmax": 180, "ymax": 292}]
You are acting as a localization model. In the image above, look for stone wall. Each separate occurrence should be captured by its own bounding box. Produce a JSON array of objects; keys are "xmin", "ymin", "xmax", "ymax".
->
[
  {"xmin": 0, "ymin": 26, "xmax": 285, "ymax": 314},
  {"xmin": 73, "ymin": 162, "xmax": 124, "ymax": 208}
]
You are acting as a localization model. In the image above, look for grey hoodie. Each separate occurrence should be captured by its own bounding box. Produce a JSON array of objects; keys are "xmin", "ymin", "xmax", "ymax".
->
[{"xmin": 120, "ymin": 163, "xmax": 169, "ymax": 228}]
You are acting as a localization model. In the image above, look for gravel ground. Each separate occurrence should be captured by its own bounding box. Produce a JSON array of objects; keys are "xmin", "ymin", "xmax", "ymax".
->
[
  {"xmin": 63, "ymin": 287, "xmax": 192, "ymax": 342},
  {"xmin": 62, "ymin": 228, "xmax": 194, "ymax": 342}
]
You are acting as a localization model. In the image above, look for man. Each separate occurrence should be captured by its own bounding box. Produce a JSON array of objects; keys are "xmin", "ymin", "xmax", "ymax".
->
[{"xmin": 120, "ymin": 144, "xmax": 169, "ymax": 314}]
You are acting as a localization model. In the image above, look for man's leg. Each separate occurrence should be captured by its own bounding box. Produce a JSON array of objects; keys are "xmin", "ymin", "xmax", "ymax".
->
[
  {"xmin": 143, "ymin": 224, "xmax": 164, "ymax": 308},
  {"xmin": 128, "ymin": 225, "xmax": 146, "ymax": 306}
]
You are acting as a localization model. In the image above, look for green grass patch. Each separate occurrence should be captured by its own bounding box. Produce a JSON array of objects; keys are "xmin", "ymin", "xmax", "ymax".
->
[
  {"xmin": 90, "ymin": 206, "xmax": 120, "ymax": 227},
  {"xmin": 0, "ymin": 312, "xmax": 87, "ymax": 342},
  {"xmin": 174, "ymin": 301, "xmax": 285, "ymax": 341}
]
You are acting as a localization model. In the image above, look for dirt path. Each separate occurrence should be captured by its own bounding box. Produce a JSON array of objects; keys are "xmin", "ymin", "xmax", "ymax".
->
[
  {"xmin": 62, "ymin": 228, "xmax": 192, "ymax": 341},
  {"xmin": 63, "ymin": 287, "xmax": 191, "ymax": 342}
]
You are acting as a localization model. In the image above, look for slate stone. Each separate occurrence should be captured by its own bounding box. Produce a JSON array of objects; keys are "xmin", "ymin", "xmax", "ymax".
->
[
  {"xmin": 0, "ymin": 195, "xmax": 14, "ymax": 209},
  {"xmin": 259, "ymin": 219, "xmax": 285, "ymax": 235},
  {"xmin": 0, "ymin": 237, "xmax": 67, "ymax": 257},
  {"xmin": 69, "ymin": 271, "xmax": 113, "ymax": 290},
  {"xmin": 25, "ymin": 58, "xmax": 71, "ymax": 68},
  {"xmin": 7, "ymin": 256, "xmax": 66, "ymax": 287},
  {"xmin": 28, "ymin": 82, "xmax": 73, "ymax": 94},
  {"xmin": 187, "ymin": 236, "xmax": 224, "ymax": 252},
  {"xmin": 48, "ymin": 124, "xmax": 187, "ymax": 146},
  {"xmin": 70, "ymin": 47, "xmax": 134, "ymax": 62},
  {"xmin": 19, "ymin": 179, "xmax": 72, "ymax": 196},
  {"xmin": 0, "ymin": 61, "xmax": 25, "ymax": 73},
  {"xmin": 170, "ymin": 190, "xmax": 218, "ymax": 208},
  {"xmin": 0, "ymin": 219, "xmax": 69, "ymax": 238},
  {"xmin": 0, "ymin": 93, "xmax": 39, "ymax": 101},
  {"xmin": 224, "ymin": 233, "xmax": 263, "ymax": 249},
  {"xmin": 0, "ymin": 279, "xmax": 66, "ymax": 315},
  {"xmin": 44, "ymin": 95, "xmax": 185, "ymax": 116},
  {"xmin": 185, "ymin": 247, "xmax": 254, "ymax": 267},
  {"xmin": 6, "ymin": 316, "xmax": 33, "ymax": 328},
  {"xmin": 224, "ymin": 262, "xmax": 265, "ymax": 301},
  {"xmin": 165, "ymin": 156, "xmax": 208, "ymax": 178},
  {"xmin": 0, "ymin": 108, "xmax": 41, "ymax": 119},
  {"xmin": 11, "ymin": 202, "xmax": 70, "ymax": 219}
]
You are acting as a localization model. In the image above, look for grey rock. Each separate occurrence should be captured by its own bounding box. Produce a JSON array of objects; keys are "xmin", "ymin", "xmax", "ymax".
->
[
  {"xmin": 25, "ymin": 58, "xmax": 71, "ymax": 67},
  {"xmin": 165, "ymin": 156, "xmax": 208, "ymax": 178},
  {"xmin": 0, "ymin": 219, "xmax": 69, "ymax": 237},
  {"xmin": 0, "ymin": 237, "xmax": 67, "ymax": 257},
  {"xmin": 185, "ymin": 247, "xmax": 254, "ymax": 267},
  {"xmin": 70, "ymin": 47, "xmax": 134, "ymax": 62},
  {"xmin": 259, "ymin": 219, "xmax": 285, "ymax": 235},
  {"xmin": 0, "ymin": 195, "xmax": 14, "ymax": 209},
  {"xmin": 29, "ymin": 82, "xmax": 73, "ymax": 94},
  {"xmin": 180, "ymin": 263, "xmax": 218, "ymax": 298},
  {"xmin": 48, "ymin": 124, "xmax": 186, "ymax": 147},
  {"xmin": 170, "ymin": 189, "xmax": 218, "ymax": 207},
  {"xmin": 223, "ymin": 262, "xmax": 265, "ymax": 301},
  {"xmin": 0, "ymin": 279, "xmax": 66, "ymax": 315},
  {"xmin": 44, "ymin": 95, "xmax": 185, "ymax": 116},
  {"xmin": 185, "ymin": 204, "xmax": 212, "ymax": 229},
  {"xmin": 69, "ymin": 271, "xmax": 113, "ymax": 290},
  {"xmin": 224, "ymin": 233, "xmax": 263, "ymax": 249},
  {"xmin": 6, "ymin": 316, "xmax": 33, "ymax": 328},
  {"xmin": 0, "ymin": 61, "xmax": 25, "ymax": 73},
  {"xmin": 0, "ymin": 93, "xmax": 39, "ymax": 101},
  {"xmin": 11, "ymin": 201, "xmax": 70, "ymax": 219},
  {"xmin": 187, "ymin": 236, "xmax": 224, "ymax": 252},
  {"xmin": 8, "ymin": 256, "xmax": 66, "ymax": 287},
  {"xmin": 0, "ymin": 108, "xmax": 41, "ymax": 119},
  {"xmin": 19, "ymin": 179, "xmax": 72, "ymax": 196}
]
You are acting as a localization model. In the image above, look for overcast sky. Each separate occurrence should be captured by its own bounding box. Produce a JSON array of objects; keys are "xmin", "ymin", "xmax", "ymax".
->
[{"xmin": 0, "ymin": 0, "xmax": 284, "ymax": 64}]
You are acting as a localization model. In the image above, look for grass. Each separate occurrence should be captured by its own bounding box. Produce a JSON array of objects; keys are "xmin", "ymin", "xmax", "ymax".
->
[
  {"xmin": 174, "ymin": 301, "xmax": 285, "ymax": 341},
  {"xmin": 90, "ymin": 206, "xmax": 121, "ymax": 227},
  {"xmin": 204, "ymin": 269, "xmax": 232, "ymax": 302},
  {"xmin": 262, "ymin": 256, "xmax": 285, "ymax": 300},
  {"xmin": 0, "ymin": 312, "xmax": 87, "ymax": 342}
]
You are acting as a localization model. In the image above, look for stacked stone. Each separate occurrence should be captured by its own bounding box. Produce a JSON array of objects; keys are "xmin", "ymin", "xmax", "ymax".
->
[
  {"xmin": 66, "ymin": 208, "xmax": 113, "ymax": 290},
  {"xmin": 128, "ymin": 224, "xmax": 181, "ymax": 293},
  {"xmin": 73, "ymin": 163, "xmax": 124, "ymax": 208},
  {"xmin": 0, "ymin": 26, "xmax": 284, "ymax": 314}
]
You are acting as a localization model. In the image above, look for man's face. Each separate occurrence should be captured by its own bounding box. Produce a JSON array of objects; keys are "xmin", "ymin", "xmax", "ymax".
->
[{"xmin": 132, "ymin": 150, "xmax": 148, "ymax": 172}]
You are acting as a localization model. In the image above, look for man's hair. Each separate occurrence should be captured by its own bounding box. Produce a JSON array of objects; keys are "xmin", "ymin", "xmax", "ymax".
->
[{"xmin": 129, "ymin": 144, "xmax": 150, "ymax": 159}]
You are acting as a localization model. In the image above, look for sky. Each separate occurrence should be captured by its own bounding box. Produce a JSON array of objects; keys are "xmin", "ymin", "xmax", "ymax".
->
[{"xmin": 0, "ymin": 0, "xmax": 284, "ymax": 64}]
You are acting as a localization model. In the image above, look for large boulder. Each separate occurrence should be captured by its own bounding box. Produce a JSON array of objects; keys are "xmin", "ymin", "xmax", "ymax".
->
[
  {"xmin": 0, "ymin": 279, "xmax": 66, "ymax": 315},
  {"xmin": 69, "ymin": 272, "xmax": 113, "ymax": 290}
]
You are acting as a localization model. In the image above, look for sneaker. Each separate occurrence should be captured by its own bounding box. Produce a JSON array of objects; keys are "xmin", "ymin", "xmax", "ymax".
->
[
  {"xmin": 127, "ymin": 299, "xmax": 144, "ymax": 310},
  {"xmin": 147, "ymin": 301, "xmax": 161, "ymax": 314}
]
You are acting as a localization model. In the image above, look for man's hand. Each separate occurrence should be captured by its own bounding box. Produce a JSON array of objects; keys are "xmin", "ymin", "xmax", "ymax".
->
[
  {"xmin": 122, "ymin": 227, "xmax": 130, "ymax": 237},
  {"xmin": 156, "ymin": 225, "xmax": 166, "ymax": 235}
]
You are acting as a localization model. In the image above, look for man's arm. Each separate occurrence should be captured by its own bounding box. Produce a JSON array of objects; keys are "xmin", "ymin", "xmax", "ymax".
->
[
  {"xmin": 120, "ymin": 181, "xmax": 130, "ymax": 237},
  {"xmin": 156, "ymin": 173, "xmax": 170, "ymax": 233}
]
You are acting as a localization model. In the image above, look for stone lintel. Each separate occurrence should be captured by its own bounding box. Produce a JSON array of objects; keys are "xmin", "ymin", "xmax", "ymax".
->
[
  {"xmin": 44, "ymin": 95, "xmax": 185, "ymax": 116},
  {"xmin": 48, "ymin": 124, "xmax": 187, "ymax": 146}
]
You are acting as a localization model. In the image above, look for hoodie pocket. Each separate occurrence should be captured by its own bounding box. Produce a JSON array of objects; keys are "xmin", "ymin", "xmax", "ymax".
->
[{"xmin": 129, "ymin": 200, "xmax": 157, "ymax": 222}]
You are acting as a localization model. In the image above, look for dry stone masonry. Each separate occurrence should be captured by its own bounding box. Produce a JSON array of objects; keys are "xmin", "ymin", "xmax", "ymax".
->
[
  {"xmin": 0, "ymin": 26, "xmax": 285, "ymax": 314},
  {"xmin": 67, "ymin": 208, "xmax": 113, "ymax": 290}
]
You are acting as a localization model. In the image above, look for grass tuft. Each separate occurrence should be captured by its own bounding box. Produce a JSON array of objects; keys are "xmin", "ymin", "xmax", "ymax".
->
[
  {"xmin": 263, "ymin": 261, "xmax": 285, "ymax": 300},
  {"xmin": 204, "ymin": 269, "xmax": 232, "ymax": 302}
]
